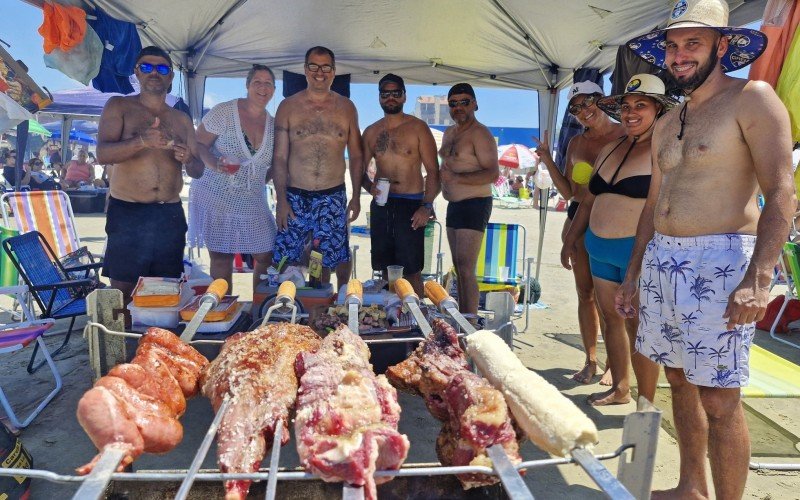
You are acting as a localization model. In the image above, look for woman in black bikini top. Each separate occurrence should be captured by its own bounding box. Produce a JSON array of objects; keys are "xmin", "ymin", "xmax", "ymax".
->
[{"xmin": 561, "ymin": 73, "xmax": 678, "ymax": 407}]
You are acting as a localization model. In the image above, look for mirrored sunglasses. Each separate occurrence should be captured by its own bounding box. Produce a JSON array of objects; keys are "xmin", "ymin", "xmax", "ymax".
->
[
  {"xmin": 379, "ymin": 90, "xmax": 404, "ymax": 99},
  {"xmin": 448, "ymin": 98, "xmax": 472, "ymax": 108},
  {"xmin": 568, "ymin": 95, "xmax": 598, "ymax": 116},
  {"xmin": 138, "ymin": 63, "xmax": 171, "ymax": 75}
]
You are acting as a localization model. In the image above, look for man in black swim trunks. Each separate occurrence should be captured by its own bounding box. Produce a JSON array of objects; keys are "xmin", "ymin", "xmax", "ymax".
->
[
  {"xmin": 439, "ymin": 83, "xmax": 499, "ymax": 314},
  {"xmin": 362, "ymin": 74, "xmax": 440, "ymax": 296},
  {"xmin": 96, "ymin": 46, "xmax": 203, "ymax": 307}
]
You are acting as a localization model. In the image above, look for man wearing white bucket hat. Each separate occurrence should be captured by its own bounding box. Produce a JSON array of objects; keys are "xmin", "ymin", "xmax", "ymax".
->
[{"xmin": 616, "ymin": 0, "xmax": 795, "ymax": 498}]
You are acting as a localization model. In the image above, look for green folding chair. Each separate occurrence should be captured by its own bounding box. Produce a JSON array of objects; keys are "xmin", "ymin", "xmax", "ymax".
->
[{"xmin": 769, "ymin": 242, "xmax": 800, "ymax": 350}]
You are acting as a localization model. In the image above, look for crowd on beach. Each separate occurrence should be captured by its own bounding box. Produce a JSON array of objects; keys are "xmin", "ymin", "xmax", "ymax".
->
[{"xmin": 15, "ymin": 0, "xmax": 794, "ymax": 498}]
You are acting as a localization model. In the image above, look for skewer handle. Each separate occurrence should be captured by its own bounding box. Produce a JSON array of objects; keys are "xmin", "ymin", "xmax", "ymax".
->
[
  {"xmin": 346, "ymin": 279, "xmax": 363, "ymax": 301},
  {"xmin": 277, "ymin": 280, "xmax": 297, "ymax": 302},
  {"xmin": 424, "ymin": 280, "xmax": 450, "ymax": 306},
  {"xmin": 394, "ymin": 278, "xmax": 416, "ymax": 300},
  {"xmin": 204, "ymin": 279, "xmax": 229, "ymax": 303}
]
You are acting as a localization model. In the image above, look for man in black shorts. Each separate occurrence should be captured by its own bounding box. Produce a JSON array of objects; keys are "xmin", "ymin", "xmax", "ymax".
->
[
  {"xmin": 439, "ymin": 83, "xmax": 499, "ymax": 314},
  {"xmin": 362, "ymin": 74, "xmax": 440, "ymax": 295},
  {"xmin": 96, "ymin": 46, "xmax": 203, "ymax": 307}
]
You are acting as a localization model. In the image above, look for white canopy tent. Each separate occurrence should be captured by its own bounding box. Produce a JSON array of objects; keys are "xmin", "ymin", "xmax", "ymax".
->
[{"xmin": 22, "ymin": 0, "xmax": 767, "ymax": 141}]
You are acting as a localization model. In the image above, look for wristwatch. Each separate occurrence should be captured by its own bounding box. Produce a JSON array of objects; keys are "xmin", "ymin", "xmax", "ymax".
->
[{"xmin": 421, "ymin": 202, "xmax": 433, "ymax": 209}]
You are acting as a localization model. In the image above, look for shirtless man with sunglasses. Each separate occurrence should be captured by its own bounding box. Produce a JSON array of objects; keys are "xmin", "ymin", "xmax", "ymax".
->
[{"xmin": 97, "ymin": 46, "xmax": 203, "ymax": 307}]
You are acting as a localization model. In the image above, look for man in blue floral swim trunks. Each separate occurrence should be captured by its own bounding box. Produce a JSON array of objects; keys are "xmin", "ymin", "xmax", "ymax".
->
[
  {"xmin": 272, "ymin": 46, "xmax": 363, "ymax": 288},
  {"xmin": 616, "ymin": 1, "xmax": 795, "ymax": 498}
]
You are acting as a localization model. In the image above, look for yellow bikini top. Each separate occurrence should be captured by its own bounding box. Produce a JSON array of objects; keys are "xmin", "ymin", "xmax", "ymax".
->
[{"xmin": 572, "ymin": 161, "xmax": 593, "ymax": 185}]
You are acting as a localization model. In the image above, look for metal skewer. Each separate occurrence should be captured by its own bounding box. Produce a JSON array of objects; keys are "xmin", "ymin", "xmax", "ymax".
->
[
  {"xmin": 175, "ymin": 397, "xmax": 232, "ymax": 500},
  {"xmin": 261, "ymin": 280, "xmax": 299, "ymax": 326},
  {"xmin": 265, "ymin": 420, "xmax": 284, "ymax": 500},
  {"xmin": 423, "ymin": 281, "xmax": 476, "ymax": 334},
  {"xmin": 393, "ymin": 278, "xmax": 432, "ymax": 335},
  {"xmin": 486, "ymin": 444, "xmax": 534, "ymax": 500},
  {"xmin": 571, "ymin": 448, "xmax": 634, "ymax": 500},
  {"xmin": 345, "ymin": 279, "xmax": 363, "ymax": 333},
  {"xmin": 70, "ymin": 446, "xmax": 127, "ymax": 500},
  {"xmin": 180, "ymin": 279, "xmax": 229, "ymax": 343}
]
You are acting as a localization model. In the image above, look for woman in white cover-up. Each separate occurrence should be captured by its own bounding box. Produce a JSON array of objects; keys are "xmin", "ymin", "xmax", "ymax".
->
[{"xmin": 190, "ymin": 65, "xmax": 277, "ymax": 294}]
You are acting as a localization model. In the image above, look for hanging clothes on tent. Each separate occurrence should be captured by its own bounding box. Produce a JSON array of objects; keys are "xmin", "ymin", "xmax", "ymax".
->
[
  {"xmin": 748, "ymin": 0, "xmax": 800, "ymax": 87},
  {"xmin": 776, "ymin": 25, "xmax": 800, "ymax": 143},
  {"xmin": 38, "ymin": 2, "xmax": 87, "ymax": 54},
  {"xmin": 554, "ymin": 68, "xmax": 602, "ymax": 172},
  {"xmin": 89, "ymin": 7, "xmax": 141, "ymax": 94},
  {"xmin": 42, "ymin": 24, "xmax": 102, "ymax": 86}
]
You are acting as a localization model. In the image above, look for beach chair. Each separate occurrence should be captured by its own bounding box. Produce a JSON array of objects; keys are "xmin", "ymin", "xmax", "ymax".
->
[
  {"xmin": 3, "ymin": 231, "xmax": 101, "ymax": 373},
  {"xmin": 476, "ymin": 222, "xmax": 532, "ymax": 331},
  {"xmin": 0, "ymin": 285, "xmax": 60, "ymax": 429},
  {"xmin": 1, "ymin": 190, "xmax": 84, "ymax": 259},
  {"xmin": 769, "ymin": 242, "xmax": 800, "ymax": 350},
  {"xmin": 491, "ymin": 176, "xmax": 529, "ymax": 209}
]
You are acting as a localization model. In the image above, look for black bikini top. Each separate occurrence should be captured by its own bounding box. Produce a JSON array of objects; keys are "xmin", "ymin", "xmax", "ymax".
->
[{"xmin": 588, "ymin": 137, "xmax": 651, "ymax": 199}]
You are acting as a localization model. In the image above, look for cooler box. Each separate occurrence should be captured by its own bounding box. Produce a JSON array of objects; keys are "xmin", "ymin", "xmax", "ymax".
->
[{"xmin": 253, "ymin": 281, "xmax": 335, "ymax": 312}]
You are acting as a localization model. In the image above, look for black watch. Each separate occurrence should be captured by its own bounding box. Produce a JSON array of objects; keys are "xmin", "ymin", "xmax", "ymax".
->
[{"xmin": 421, "ymin": 202, "xmax": 433, "ymax": 209}]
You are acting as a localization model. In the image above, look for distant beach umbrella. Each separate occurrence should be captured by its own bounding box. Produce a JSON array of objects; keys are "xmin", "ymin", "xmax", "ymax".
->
[{"xmin": 498, "ymin": 143, "xmax": 538, "ymax": 170}]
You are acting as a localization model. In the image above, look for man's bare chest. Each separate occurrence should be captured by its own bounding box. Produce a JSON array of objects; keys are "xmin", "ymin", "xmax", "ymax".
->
[{"xmin": 290, "ymin": 114, "xmax": 347, "ymax": 142}]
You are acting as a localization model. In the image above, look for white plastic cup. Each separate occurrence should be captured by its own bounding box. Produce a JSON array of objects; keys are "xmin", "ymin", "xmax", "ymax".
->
[
  {"xmin": 387, "ymin": 265, "xmax": 404, "ymax": 292},
  {"xmin": 500, "ymin": 266, "xmax": 510, "ymax": 281},
  {"xmin": 375, "ymin": 178, "xmax": 390, "ymax": 206}
]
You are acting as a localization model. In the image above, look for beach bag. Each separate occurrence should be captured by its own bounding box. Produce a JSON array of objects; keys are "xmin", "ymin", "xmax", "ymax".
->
[
  {"xmin": 756, "ymin": 295, "xmax": 800, "ymax": 333},
  {"xmin": 0, "ymin": 423, "xmax": 33, "ymax": 500}
]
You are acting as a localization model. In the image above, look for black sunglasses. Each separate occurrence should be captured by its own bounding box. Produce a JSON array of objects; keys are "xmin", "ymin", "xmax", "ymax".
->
[
  {"xmin": 138, "ymin": 63, "xmax": 171, "ymax": 75},
  {"xmin": 379, "ymin": 90, "xmax": 404, "ymax": 99},
  {"xmin": 568, "ymin": 95, "xmax": 598, "ymax": 116},
  {"xmin": 448, "ymin": 98, "xmax": 472, "ymax": 108},
  {"xmin": 305, "ymin": 63, "xmax": 334, "ymax": 73}
]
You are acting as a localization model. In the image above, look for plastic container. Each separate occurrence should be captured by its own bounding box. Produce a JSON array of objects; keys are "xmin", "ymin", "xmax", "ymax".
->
[
  {"xmin": 132, "ymin": 277, "xmax": 183, "ymax": 307},
  {"xmin": 179, "ymin": 304, "xmax": 244, "ymax": 333},
  {"xmin": 128, "ymin": 288, "xmax": 194, "ymax": 329},
  {"xmin": 253, "ymin": 281, "xmax": 335, "ymax": 312}
]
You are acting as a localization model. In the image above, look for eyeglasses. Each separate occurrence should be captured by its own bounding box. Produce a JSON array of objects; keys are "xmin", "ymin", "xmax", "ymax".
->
[
  {"xmin": 138, "ymin": 63, "xmax": 171, "ymax": 75},
  {"xmin": 305, "ymin": 63, "xmax": 334, "ymax": 73},
  {"xmin": 448, "ymin": 98, "xmax": 472, "ymax": 108},
  {"xmin": 568, "ymin": 95, "xmax": 598, "ymax": 115},
  {"xmin": 379, "ymin": 90, "xmax": 404, "ymax": 99}
]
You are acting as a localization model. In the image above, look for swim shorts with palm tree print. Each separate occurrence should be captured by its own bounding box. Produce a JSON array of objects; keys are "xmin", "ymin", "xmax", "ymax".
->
[{"xmin": 637, "ymin": 232, "xmax": 756, "ymax": 388}]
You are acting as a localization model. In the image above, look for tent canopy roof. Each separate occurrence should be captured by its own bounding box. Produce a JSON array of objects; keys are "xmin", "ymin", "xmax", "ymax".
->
[{"xmin": 75, "ymin": 0, "xmax": 764, "ymax": 91}]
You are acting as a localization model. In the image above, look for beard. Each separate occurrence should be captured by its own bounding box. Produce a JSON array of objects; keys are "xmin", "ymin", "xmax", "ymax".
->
[
  {"xmin": 381, "ymin": 103, "xmax": 402, "ymax": 114},
  {"xmin": 667, "ymin": 46, "xmax": 719, "ymax": 93}
]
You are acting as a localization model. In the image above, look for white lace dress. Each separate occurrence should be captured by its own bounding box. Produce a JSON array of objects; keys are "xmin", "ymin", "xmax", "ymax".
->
[{"xmin": 188, "ymin": 99, "xmax": 277, "ymax": 254}]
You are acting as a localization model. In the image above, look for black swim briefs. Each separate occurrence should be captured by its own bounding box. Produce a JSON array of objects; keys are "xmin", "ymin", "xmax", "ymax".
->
[
  {"xmin": 567, "ymin": 200, "xmax": 580, "ymax": 220},
  {"xmin": 102, "ymin": 197, "xmax": 187, "ymax": 283},
  {"xmin": 445, "ymin": 196, "xmax": 492, "ymax": 232},
  {"xmin": 370, "ymin": 196, "xmax": 425, "ymax": 275}
]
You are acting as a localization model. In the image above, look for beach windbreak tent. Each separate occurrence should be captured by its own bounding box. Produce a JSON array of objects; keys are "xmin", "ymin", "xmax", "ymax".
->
[{"xmin": 20, "ymin": 0, "xmax": 767, "ymax": 140}]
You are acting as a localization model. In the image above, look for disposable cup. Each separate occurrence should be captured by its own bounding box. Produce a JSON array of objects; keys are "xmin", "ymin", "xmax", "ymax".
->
[{"xmin": 387, "ymin": 265, "xmax": 404, "ymax": 292}]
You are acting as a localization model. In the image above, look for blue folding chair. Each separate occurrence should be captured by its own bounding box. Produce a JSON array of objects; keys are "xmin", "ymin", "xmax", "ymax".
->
[{"xmin": 3, "ymin": 231, "xmax": 101, "ymax": 373}]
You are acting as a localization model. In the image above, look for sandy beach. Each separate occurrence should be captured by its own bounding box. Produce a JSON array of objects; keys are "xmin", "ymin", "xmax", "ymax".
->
[{"xmin": 1, "ymin": 182, "xmax": 799, "ymax": 498}]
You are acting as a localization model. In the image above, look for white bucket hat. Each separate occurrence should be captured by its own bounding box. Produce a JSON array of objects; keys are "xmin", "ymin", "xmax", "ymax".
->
[
  {"xmin": 597, "ymin": 74, "xmax": 679, "ymax": 121},
  {"xmin": 626, "ymin": 0, "xmax": 766, "ymax": 73}
]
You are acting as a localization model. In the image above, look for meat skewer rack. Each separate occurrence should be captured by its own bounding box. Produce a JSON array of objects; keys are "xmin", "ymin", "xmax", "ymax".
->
[{"xmin": 0, "ymin": 282, "xmax": 661, "ymax": 499}]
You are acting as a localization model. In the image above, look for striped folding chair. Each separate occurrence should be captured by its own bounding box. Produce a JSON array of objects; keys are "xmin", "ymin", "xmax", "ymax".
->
[
  {"xmin": 1, "ymin": 190, "xmax": 82, "ymax": 259},
  {"xmin": 0, "ymin": 285, "xmax": 60, "ymax": 429},
  {"xmin": 769, "ymin": 242, "xmax": 800, "ymax": 350},
  {"xmin": 475, "ymin": 222, "xmax": 532, "ymax": 331}
]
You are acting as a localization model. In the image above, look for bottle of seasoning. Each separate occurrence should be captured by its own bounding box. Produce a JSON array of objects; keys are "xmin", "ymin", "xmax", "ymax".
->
[{"xmin": 308, "ymin": 239, "xmax": 323, "ymax": 288}]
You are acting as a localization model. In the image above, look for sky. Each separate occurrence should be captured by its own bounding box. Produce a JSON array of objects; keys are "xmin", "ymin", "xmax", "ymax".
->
[{"xmin": 3, "ymin": 2, "xmax": 756, "ymax": 134}]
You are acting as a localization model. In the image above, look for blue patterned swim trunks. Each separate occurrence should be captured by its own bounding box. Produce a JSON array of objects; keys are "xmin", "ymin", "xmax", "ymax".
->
[
  {"xmin": 636, "ymin": 232, "xmax": 756, "ymax": 388},
  {"xmin": 273, "ymin": 184, "xmax": 350, "ymax": 268}
]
